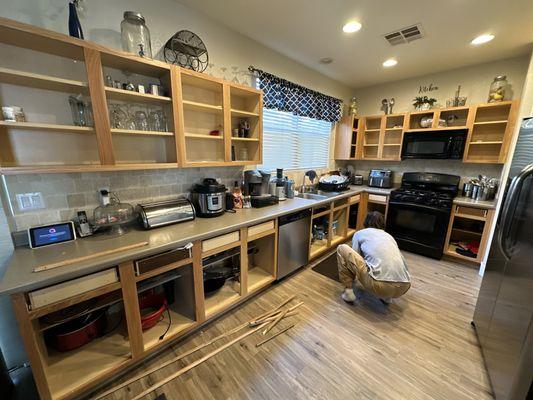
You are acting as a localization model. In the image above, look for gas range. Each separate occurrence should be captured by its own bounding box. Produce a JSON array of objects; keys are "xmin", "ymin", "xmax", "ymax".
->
[
  {"xmin": 390, "ymin": 189, "xmax": 454, "ymax": 209},
  {"xmin": 386, "ymin": 172, "xmax": 460, "ymax": 259}
]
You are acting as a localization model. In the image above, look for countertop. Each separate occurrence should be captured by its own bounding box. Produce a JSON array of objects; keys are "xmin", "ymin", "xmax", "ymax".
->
[
  {"xmin": 0, "ymin": 185, "xmax": 495, "ymax": 296},
  {"xmin": 0, "ymin": 185, "xmax": 392, "ymax": 296},
  {"xmin": 452, "ymin": 196, "xmax": 497, "ymax": 209}
]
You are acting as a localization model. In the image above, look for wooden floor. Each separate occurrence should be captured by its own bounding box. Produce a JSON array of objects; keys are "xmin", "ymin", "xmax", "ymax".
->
[{"xmin": 94, "ymin": 251, "xmax": 493, "ymax": 400}]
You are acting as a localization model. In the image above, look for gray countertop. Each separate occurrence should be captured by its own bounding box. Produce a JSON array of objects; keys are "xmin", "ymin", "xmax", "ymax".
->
[
  {"xmin": 0, "ymin": 184, "xmax": 494, "ymax": 296},
  {"xmin": 0, "ymin": 185, "xmax": 393, "ymax": 295},
  {"xmin": 453, "ymin": 196, "xmax": 497, "ymax": 209}
]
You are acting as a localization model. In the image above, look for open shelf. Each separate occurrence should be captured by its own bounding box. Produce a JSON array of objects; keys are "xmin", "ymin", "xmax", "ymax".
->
[
  {"xmin": 0, "ymin": 121, "xmax": 94, "ymax": 133},
  {"xmin": 111, "ymin": 128, "xmax": 173, "ymax": 137},
  {"xmin": 185, "ymin": 133, "xmax": 224, "ymax": 140},
  {"xmin": 105, "ymin": 87, "xmax": 172, "ymax": 104},
  {"xmin": 231, "ymin": 109, "xmax": 259, "ymax": 118},
  {"xmin": 0, "ymin": 66, "xmax": 88, "ymax": 93},
  {"xmin": 310, "ymin": 241, "xmax": 329, "ymax": 259},
  {"xmin": 469, "ymin": 141, "xmax": 504, "ymax": 145},
  {"xmin": 182, "ymin": 100, "xmax": 223, "ymax": 114},
  {"xmin": 204, "ymin": 280, "xmax": 241, "ymax": 318},
  {"xmin": 445, "ymin": 244, "xmax": 479, "ymax": 262},
  {"xmin": 247, "ymin": 234, "xmax": 276, "ymax": 292},
  {"xmin": 473, "ymin": 120, "xmax": 507, "ymax": 125},
  {"xmin": 232, "ymin": 136, "xmax": 259, "ymax": 142}
]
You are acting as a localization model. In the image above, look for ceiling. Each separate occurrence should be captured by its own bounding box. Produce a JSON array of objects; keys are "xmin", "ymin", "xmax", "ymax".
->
[{"xmin": 177, "ymin": 0, "xmax": 533, "ymax": 89}]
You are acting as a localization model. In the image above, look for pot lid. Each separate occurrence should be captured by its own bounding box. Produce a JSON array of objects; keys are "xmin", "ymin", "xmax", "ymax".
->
[
  {"xmin": 193, "ymin": 178, "xmax": 226, "ymax": 194},
  {"xmin": 123, "ymin": 11, "xmax": 146, "ymax": 23}
]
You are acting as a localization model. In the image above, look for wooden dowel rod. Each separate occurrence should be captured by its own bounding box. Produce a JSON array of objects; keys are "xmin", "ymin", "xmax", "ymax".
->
[
  {"xmin": 33, "ymin": 241, "xmax": 149, "ymax": 272},
  {"xmin": 262, "ymin": 308, "xmax": 288, "ymax": 335},
  {"xmin": 91, "ymin": 321, "xmax": 249, "ymax": 400},
  {"xmin": 249, "ymin": 295, "xmax": 296, "ymax": 325},
  {"xmin": 256, "ymin": 324, "xmax": 295, "ymax": 348},
  {"xmin": 92, "ymin": 304, "xmax": 299, "ymax": 399},
  {"xmin": 131, "ymin": 322, "xmax": 268, "ymax": 400}
]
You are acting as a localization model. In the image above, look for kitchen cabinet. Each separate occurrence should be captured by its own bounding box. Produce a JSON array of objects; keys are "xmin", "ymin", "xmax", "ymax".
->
[
  {"xmin": 444, "ymin": 204, "xmax": 495, "ymax": 264},
  {"xmin": 355, "ymin": 192, "xmax": 389, "ymax": 230},
  {"xmin": 0, "ymin": 17, "xmax": 262, "ymax": 174},
  {"xmin": 309, "ymin": 196, "xmax": 360, "ymax": 260},
  {"xmin": 9, "ymin": 218, "xmax": 278, "ymax": 400},
  {"xmin": 334, "ymin": 101, "xmax": 519, "ymax": 164}
]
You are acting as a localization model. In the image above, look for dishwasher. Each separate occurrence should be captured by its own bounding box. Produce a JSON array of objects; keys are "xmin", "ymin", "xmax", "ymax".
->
[{"xmin": 277, "ymin": 209, "xmax": 312, "ymax": 279}]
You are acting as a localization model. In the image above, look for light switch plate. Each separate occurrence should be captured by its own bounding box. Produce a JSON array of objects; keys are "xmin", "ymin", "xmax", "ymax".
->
[{"xmin": 16, "ymin": 192, "xmax": 45, "ymax": 211}]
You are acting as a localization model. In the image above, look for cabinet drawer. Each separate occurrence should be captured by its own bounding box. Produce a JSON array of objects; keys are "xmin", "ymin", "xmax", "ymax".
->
[
  {"xmin": 202, "ymin": 231, "xmax": 240, "ymax": 253},
  {"xmin": 135, "ymin": 245, "xmax": 192, "ymax": 276},
  {"xmin": 455, "ymin": 206, "xmax": 488, "ymax": 219},
  {"xmin": 368, "ymin": 194, "xmax": 387, "ymax": 204},
  {"xmin": 349, "ymin": 194, "xmax": 361, "ymax": 204},
  {"xmin": 248, "ymin": 220, "xmax": 275, "ymax": 237},
  {"xmin": 28, "ymin": 268, "xmax": 119, "ymax": 309}
]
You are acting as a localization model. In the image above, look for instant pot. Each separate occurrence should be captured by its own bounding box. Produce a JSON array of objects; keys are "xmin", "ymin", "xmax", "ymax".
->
[{"xmin": 191, "ymin": 178, "xmax": 227, "ymax": 217}]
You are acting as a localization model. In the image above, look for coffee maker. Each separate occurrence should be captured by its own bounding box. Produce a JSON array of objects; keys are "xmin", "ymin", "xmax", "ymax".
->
[{"xmin": 244, "ymin": 170, "xmax": 279, "ymax": 208}]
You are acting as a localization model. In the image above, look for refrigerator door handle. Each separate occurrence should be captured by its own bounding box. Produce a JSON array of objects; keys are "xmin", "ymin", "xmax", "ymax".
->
[{"xmin": 498, "ymin": 163, "xmax": 533, "ymax": 259}]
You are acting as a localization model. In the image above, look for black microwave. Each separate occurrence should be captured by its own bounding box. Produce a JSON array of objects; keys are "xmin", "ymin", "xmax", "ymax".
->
[{"xmin": 401, "ymin": 129, "xmax": 467, "ymax": 160}]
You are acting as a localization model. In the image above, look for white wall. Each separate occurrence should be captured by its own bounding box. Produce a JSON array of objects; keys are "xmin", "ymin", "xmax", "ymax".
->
[
  {"xmin": 353, "ymin": 56, "xmax": 530, "ymax": 115},
  {"xmin": 0, "ymin": 0, "xmax": 354, "ymax": 102}
]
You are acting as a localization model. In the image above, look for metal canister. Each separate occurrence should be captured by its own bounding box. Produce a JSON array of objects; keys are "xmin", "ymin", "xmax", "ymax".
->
[
  {"xmin": 285, "ymin": 179, "xmax": 295, "ymax": 199},
  {"xmin": 471, "ymin": 184, "xmax": 480, "ymax": 199},
  {"xmin": 463, "ymin": 182, "xmax": 473, "ymax": 197}
]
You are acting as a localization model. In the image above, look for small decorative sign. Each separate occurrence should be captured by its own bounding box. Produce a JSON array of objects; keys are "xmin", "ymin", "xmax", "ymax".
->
[{"xmin": 419, "ymin": 83, "xmax": 439, "ymax": 94}]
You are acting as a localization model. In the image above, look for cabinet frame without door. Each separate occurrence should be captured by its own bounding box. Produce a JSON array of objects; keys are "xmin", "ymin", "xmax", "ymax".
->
[
  {"xmin": 0, "ymin": 17, "xmax": 262, "ymax": 174},
  {"xmin": 334, "ymin": 100, "xmax": 519, "ymax": 164},
  {"xmin": 11, "ymin": 219, "xmax": 277, "ymax": 400}
]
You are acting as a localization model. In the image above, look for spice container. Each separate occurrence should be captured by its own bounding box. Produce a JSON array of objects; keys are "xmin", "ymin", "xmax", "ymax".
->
[
  {"xmin": 121, "ymin": 11, "xmax": 153, "ymax": 58},
  {"xmin": 2, "ymin": 106, "xmax": 25, "ymax": 122},
  {"xmin": 488, "ymin": 75, "xmax": 507, "ymax": 103}
]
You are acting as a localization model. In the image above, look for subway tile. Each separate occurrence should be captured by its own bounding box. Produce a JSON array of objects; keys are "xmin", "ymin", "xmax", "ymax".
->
[{"xmin": 67, "ymin": 193, "xmax": 86, "ymax": 208}]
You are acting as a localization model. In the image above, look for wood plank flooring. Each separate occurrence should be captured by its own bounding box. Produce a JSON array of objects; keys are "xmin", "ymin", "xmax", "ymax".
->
[{"xmin": 93, "ymin": 251, "xmax": 493, "ymax": 400}]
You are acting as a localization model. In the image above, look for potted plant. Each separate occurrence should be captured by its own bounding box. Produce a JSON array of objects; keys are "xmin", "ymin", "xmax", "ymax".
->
[{"xmin": 413, "ymin": 96, "xmax": 437, "ymax": 111}]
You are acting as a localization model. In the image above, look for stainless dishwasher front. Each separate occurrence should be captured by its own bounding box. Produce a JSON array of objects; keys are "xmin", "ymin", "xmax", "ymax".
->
[{"xmin": 277, "ymin": 209, "xmax": 311, "ymax": 279}]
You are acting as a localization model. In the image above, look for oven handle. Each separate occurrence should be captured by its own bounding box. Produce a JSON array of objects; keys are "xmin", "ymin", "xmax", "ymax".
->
[{"xmin": 388, "ymin": 201, "xmax": 450, "ymax": 214}]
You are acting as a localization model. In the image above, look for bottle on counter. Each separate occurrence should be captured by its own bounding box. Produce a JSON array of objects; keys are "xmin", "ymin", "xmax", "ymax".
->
[
  {"xmin": 232, "ymin": 181, "xmax": 244, "ymax": 209},
  {"xmin": 274, "ymin": 168, "xmax": 287, "ymax": 199}
]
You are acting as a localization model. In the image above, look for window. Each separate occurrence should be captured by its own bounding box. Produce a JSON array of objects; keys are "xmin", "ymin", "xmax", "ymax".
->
[{"xmin": 260, "ymin": 108, "xmax": 332, "ymax": 171}]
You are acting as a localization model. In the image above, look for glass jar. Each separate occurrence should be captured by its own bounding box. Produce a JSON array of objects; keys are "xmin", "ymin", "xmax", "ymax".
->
[
  {"xmin": 488, "ymin": 75, "xmax": 507, "ymax": 103},
  {"xmin": 93, "ymin": 191, "xmax": 134, "ymax": 235},
  {"xmin": 121, "ymin": 11, "xmax": 153, "ymax": 58},
  {"xmin": 134, "ymin": 110, "xmax": 148, "ymax": 131}
]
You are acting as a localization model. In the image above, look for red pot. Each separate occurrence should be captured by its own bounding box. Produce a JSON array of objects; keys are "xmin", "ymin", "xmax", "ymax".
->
[
  {"xmin": 139, "ymin": 292, "xmax": 167, "ymax": 331},
  {"xmin": 48, "ymin": 310, "xmax": 107, "ymax": 352}
]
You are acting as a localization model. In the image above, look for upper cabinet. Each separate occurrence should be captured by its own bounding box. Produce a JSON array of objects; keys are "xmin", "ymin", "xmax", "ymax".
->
[
  {"xmin": 0, "ymin": 17, "xmax": 262, "ymax": 174},
  {"xmin": 334, "ymin": 100, "xmax": 519, "ymax": 164}
]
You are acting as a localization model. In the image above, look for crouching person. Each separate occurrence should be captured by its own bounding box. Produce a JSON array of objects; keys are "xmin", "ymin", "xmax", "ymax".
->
[{"xmin": 337, "ymin": 211, "xmax": 410, "ymax": 304}]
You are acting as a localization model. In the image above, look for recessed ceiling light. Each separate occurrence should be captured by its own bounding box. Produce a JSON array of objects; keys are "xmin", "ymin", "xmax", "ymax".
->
[
  {"xmin": 319, "ymin": 57, "xmax": 333, "ymax": 64},
  {"xmin": 343, "ymin": 21, "xmax": 362, "ymax": 33},
  {"xmin": 382, "ymin": 58, "xmax": 398, "ymax": 67},
  {"xmin": 471, "ymin": 34, "xmax": 495, "ymax": 45}
]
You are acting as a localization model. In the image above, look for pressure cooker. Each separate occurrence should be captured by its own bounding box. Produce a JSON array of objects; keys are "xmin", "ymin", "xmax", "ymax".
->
[{"xmin": 191, "ymin": 178, "xmax": 227, "ymax": 217}]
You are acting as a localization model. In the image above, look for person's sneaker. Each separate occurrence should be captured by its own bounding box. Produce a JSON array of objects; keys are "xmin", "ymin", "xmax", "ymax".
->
[{"xmin": 341, "ymin": 289, "xmax": 356, "ymax": 303}]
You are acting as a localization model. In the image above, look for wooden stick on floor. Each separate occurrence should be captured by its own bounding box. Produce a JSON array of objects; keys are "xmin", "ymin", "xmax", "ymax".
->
[
  {"xmin": 92, "ymin": 299, "xmax": 299, "ymax": 400},
  {"xmin": 249, "ymin": 295, "xmax": 296, "ymax": 325},
  {"xmin": 131, "ymin": 322, "xmax": 268, "ymax": 400},
  {"xmin": 256, "ymin": 324, "xmax": 295, "ymax": 348},
  {"xmin": 250, "ymin": 301, "xmax": 303, "ymax": 327},
  {"xmin": 262, "ymin": 308, "xmax": 289, "ymax": 335}
]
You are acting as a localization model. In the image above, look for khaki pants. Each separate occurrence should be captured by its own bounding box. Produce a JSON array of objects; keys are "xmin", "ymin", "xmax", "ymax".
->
[{"xmin": 336, "ymin": 244, "xmax": 410, "ymax": 299}]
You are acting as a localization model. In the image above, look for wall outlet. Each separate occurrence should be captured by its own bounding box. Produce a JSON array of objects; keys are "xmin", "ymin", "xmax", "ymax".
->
[{"xmin": 16, "ymin": 192, "xmax": 45, "ymax": 211}]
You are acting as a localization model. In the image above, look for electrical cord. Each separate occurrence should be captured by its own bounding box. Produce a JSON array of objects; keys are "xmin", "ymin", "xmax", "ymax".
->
[{"xmin": 158, "ymin": 307, "xmax": 172, "ymax": 341}]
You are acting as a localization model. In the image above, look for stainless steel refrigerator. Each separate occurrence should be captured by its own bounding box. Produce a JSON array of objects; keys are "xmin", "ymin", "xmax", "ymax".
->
[{"xmin": 473, "ymin": 117, "xmax": 533, "ymax": 400}]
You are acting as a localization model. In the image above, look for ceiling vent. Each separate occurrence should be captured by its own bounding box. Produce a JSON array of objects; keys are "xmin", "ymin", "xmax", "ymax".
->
[{"xmin": 384, "ymin": 24, "xmax": 423, "ymax": 46}]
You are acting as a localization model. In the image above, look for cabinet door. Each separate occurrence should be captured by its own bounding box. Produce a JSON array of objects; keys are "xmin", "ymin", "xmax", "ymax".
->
[{"xmin": 334, "ymin": 115, "xmax": 353, "ymax": 160}]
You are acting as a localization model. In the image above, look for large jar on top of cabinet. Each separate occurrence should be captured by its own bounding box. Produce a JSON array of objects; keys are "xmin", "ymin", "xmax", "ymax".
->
[{"xmin": 120, "ymin": 11, "xmax": 153, "ymax": 58}]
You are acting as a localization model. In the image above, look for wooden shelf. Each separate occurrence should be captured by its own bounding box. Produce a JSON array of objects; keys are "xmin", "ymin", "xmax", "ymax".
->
[
  {"xmin": 445, "ymin": 244, "xmax": 479, "ymax": 262},
  {"xmin": 204, "ymin": 280, "xmax": 241, "ymax": 318},
  {"xmin": 406, "ymin": 126, "xmax": 468, "ymax": 132},
  {"xmin": 46, "ymin": 327, "xmax": 130, "ymax": 400},
  {"xmin": 111, "ymin": 128, "xmax": 174, "ymax": 137},
  {"xmin": 182, "ymin": 100, "xmax": 223, "ymax": 113},
  {"xmin": 0, "ymin": 163, "xmax": 179, "ymax": 175},
  {"xmin": 385, "ymin": 127, "xmax": 403, "ymax": 131},
  {"xmin": 0, "ymin": 121, "xmax": 94, "ymax": 133},
  {"xmin": 310, "ymin": 242, "xmax": 329, "ymax": 259},
  {"xmin": 312, "ymin": 209, "xmax": 331, "ymax": 219},
  {"xmin": 363, "ymin": 144, "xmax": 379, "ymax": 147},
  {"xmin": 231, "ymin": 137, "xmax": 259, "ymax": 142},
  {"xmin": 0, "ymin": 67, "xmax": 88, "ymax": 93},
  {"xmin": 347, "ymin": 228, "xmax": 356, "ymax": 237},
  {"xmin": 469, "ymin": 141, "xmax": 503, "ymax": 145},
  {"xmin": 231, "ymin": 109, "xmax": 259, "ymax": 118},
  {"xmin": 248, "ymin": 268, "xmax": 275, "ymax": 293},
  {"xmin": 184, "ymin": 133, "xmax": 224, "ymax": 140},
  {"xmin": 473, "ymin": 120, "xmax": 507, "ymax": 125},
  {"xmin": 105, "ymin": 87, "xmax": 172, "ymax": 104},
  {"xmin": 143, "ymin": 309, "xmax": 196, "ymax": 351},
  {"xmin": 331, "ymin": 235, "xmax": 346, "ymax": 247},
  {"xmin": 452, "ymin": 227, "xmax": 482, "ymax": 236},
  {"xmin": 364, "ymin": 129, "xmax": 381, "ymax": 132},
  {"xmin": 383, "ymin": 143, "xmax": 401, "ymax": 146},
  {"xmin": 454, "ymin": 213, "xmax": 487, "ymax": 221}
]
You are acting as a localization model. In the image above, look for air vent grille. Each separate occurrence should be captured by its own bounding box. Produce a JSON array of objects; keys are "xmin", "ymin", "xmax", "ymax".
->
[{"xmin": 384, "ymin": 24, "xmax": 423, "ymax": 46}]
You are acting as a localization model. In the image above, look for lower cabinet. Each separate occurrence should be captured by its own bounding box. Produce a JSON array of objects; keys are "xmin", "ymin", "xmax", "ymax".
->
[
  {"xmin": 444, "ymin": 205, "xmax": 495, "ymax": 263},
  {"xmin": 309, "ymin": 196, "xmax": 361, "ymax": 260},
  {"xmin": 11, "ymin": 220, "xmax": 278, "ymax": 400}
]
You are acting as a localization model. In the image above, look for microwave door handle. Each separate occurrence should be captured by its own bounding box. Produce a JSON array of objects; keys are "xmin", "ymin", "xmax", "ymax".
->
[{"xmin": 498, "ymin": 163, "xmax": 533, "ymax": 260}]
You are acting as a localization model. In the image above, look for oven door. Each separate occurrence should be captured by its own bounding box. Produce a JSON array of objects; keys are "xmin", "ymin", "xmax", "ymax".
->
[{"xmin": 386, "ymin": 201, "xmax": 451, "ymax": 259}]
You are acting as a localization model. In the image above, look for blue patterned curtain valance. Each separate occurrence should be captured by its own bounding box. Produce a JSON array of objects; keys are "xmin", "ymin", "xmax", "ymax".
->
[{"xmin": 250, "ymin": 67, "xmax": 343, "ymax": 123}]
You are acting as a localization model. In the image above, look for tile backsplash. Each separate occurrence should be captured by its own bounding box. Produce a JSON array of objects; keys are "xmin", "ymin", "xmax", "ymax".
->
[{"xmin": 3, "ymin": 167, "xmax": 244, "ymax": 231}]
